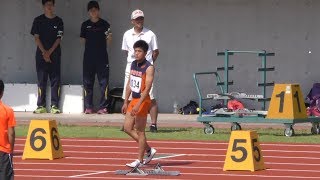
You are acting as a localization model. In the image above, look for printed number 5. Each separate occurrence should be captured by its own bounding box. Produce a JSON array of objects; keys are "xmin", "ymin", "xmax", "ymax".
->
[{"xmin": 231, "ymin": 139, "xmax": 247, "ymax": 162}]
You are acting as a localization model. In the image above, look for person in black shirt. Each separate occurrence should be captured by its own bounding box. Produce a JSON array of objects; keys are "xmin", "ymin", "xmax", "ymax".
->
[
  {"xmin": 80, "ymin": 1, "xmax": 112, "ymax": 114},
  {"xmin": 31, "ymin": 0, "xmax": 63, "ymax": 114}
]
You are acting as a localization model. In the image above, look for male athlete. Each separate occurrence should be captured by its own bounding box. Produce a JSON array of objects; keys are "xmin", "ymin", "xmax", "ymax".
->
[
  {"xmin": 122, "ymin": 40, "xmax": 156, "ymax": 167},
  {"xmin": 31, "ymin": 0, "xmax": 64, "ymax": 114},
  {"xmin": 0, "ymin": 80, "xmax": 16, "ymax": 179},
  {"xmin": 122, "ymin": 9, "xmax": 159, "ymax": 132}
]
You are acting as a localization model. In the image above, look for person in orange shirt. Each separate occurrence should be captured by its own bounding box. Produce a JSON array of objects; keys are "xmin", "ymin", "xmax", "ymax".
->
[
  {"xmin": 121, "ymin": 40, "xmax": 156, "ymax": 167},
  {"xmin": 0, "ymin": 80, "xmax": 16, "ymax": 180}
]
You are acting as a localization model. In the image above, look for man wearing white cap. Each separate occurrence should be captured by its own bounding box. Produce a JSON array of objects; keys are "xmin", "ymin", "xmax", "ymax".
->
[{"xmin": 122, "ymin": 9, "xmax": 160, "ymax": 132}]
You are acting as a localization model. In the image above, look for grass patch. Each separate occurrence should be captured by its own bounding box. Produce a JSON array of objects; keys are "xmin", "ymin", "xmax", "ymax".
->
[{"xmin": 15, "ymin": 125, "xmax": 320, "ymax": 144}]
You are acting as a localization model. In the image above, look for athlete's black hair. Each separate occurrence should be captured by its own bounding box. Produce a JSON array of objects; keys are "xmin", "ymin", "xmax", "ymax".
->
[
  {"xmin": 133, "ymin": 40, "xmax": 149, "ymax": 53},
  {"xmin": 87, "ymin": 1, "xmax": 100, "ymax": 11},
  {"xmin": 0, "ymin": 80, "xmax": 4, "ymax": 95},
  {"xmin": 42, "ymin": 0, "xmax": 55, "ymax": 5}
]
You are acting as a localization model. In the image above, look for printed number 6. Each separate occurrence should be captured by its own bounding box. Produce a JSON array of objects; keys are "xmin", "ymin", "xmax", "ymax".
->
[
  {"xmin": 30, "ymin": 127, "xmax": 60, "ymax": 151},
  {"xmin": 51, "ymin": 127, "xmax": 60, "ymax": 151},
  {"xmin": 231, "ymin": 139, "xmax": 247, "ymax": 162},
  {"xmin": 30, "ymin": 128, "xmax": 47, "ymax": 151}
]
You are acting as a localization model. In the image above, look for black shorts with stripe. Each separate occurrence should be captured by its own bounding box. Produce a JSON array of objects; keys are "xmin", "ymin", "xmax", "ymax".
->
[{"xmin": 0, "ymin": 151, "xmax": 14, "ymax": 180}]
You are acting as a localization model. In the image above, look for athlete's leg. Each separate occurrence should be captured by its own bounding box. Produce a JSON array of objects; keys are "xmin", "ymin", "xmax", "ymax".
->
[
  {"xmin": 135, "ymin": 116, "xmax": 149, "ymax": 162},
  {"xmin": 0, "ymin": 152, "xmax": 14, "ymax": 180},
  {"xmin": 83, "ymin": 61, "xmax": 95, "ymax": 111},
  {"xmin": 48, "ymin": 52, "xmax": 61, "ymax": 108},
  {"xmin": 123, "ymin": 113, "xmax": 151, "ymax": 151},
  {"xmin": 36, "ymin": 57, "xmax": 48, "ymax": 108},
  {"xmin": 96, "ymin": 63, "xmax": 110, "ymax": 112},
  {"xmin": 149, "ymin": 99, "xmax": 158, "ymax": 124},
  {"xmin": 121, "ymin": 64, "xmax": 131, "ymax": 129},
  {"xmin": 149, "ymin": 85, "xmax": 158, "ymax": 132},
  {"xmin": 123, "ymin": 113, "xmax": 137, "ymax": 141}
]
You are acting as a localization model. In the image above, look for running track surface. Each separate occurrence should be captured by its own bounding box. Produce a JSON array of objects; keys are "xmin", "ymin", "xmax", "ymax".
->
[{"xmin": 14, "ymin": 138, "xmax": 320, "ymax": 180}]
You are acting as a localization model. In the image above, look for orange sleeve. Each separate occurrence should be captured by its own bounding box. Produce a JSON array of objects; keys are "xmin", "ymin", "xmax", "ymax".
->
[{"xmin": 8, "ymin": 107, "xmax": 16, "ymax": 127}]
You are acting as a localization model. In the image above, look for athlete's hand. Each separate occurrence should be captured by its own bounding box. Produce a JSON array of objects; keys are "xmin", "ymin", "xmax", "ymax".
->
[
  {"xmin": 42, "ymin": 50, "xmax": 52, "ymax": 63},
  {"xmin": 131, "ymin": 104, "xmax": 140, "ymax": 116},
  {"xmin": 43, "ymin": 56, "xmax": 52, "ymax": 63},
  {"xmin": 121, "ymin": 103, "xmax": 128, "ymax": 115}
]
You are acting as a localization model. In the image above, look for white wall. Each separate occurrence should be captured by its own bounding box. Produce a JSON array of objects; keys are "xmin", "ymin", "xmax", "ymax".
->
[{"xmin": 1, "ymin": 0, "xmax": 320, "ymax": 112}]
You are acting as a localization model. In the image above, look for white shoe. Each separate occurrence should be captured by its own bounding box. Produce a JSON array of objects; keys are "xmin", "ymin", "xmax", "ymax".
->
[
  {"xmin": 143, "ymin": 148, "xmax": 156, "ymax": 165},
  {"xmin": 126, "ymin": 159, "xmax": 142, "ymax": 168}
]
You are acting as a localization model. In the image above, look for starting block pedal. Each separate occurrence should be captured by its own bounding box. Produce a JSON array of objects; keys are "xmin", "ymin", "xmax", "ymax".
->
[
  {"xmin": 115, "ymin": 163, "xmax": 180, "ymax": 176},
  {"xmin": 124, "ymin": 164, "xmax": 148, "ymax": 176}
]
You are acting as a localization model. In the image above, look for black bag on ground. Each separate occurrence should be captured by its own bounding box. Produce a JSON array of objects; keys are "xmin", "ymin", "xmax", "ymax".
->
[{"xmin": 179, "ymin": 101, "xmax": 199, "ymax": 115}]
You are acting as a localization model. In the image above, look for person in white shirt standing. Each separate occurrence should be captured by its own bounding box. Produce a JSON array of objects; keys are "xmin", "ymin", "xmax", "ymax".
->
[{"xmin": 122, "ymin": 9, "xmax": 159, "ymax": 132}]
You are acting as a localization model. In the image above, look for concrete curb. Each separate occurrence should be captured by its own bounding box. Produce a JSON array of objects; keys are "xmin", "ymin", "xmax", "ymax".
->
[{"xmin": 15, "ymin": 112, "xmax": 312, "ymax": 130}]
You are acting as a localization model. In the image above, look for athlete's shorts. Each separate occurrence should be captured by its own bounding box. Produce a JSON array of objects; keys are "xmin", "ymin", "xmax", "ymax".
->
[
  {"xmin": 0, "ymin": 151, "xmax": 14, "ymax": 180},
  {"xmin": 127, "ymin": 98, "xmax": 151, "ymax": 118},
  {"xmin": 122, "ymin": 63, "xmax": 155, "ymax": 100}
]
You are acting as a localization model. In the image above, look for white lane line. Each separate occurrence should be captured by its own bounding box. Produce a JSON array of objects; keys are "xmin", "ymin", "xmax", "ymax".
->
[
  {"xmin": 268, "ymin": 168, "xmax": 320, "ymax": 173},
  {"xmin": 15, "ymin": 174, "xmax": 320, "ymax": 179},
  {"xmin": 72, "ymin": 178, "xmax": 187, "ymax": 180},
  {"xmin": 15, "ymin": 175, "xmax": 66, "ymax": 178},
  {"xmin": 153, "ymin": 154, "xmax": 186, "ymax": 160},
  {"xmin": 264, "ymin": 155, "xmax": 320, "ymax": 160},
  {"xmin": 15, "ymin": 175, "xmax": 185, "ymax": 180},
  {"xmin": 15, "ymin": 173, "xmax": 320, "ymax": 179},
  {"xmin": 184, "ymin": 154, "xmax": 320, "ymax": 160},
  {"xmin": 13, "ymin": 144, "xmax": 320, "ymax": 154},
  {"xmin": 15, "ymin": 168, "xmax": 96, "ymax": 172},
  {"xmin": 15, "ymin": 162, "xmax": 124, "ymax": 166},
  {"xmin": 181, "ymin": 172, "xmax": 320, "ymax": 179},
  {"xmin": 15, "ymin": 138, "xmax": 320, "ymax": 147},
  {"xmin": 13, "ymin": 153, "xmax": 320, "ymax": 162},
  {"xmin": 14, "ymin": 164, "xmax": 320, "ymax": 174},
  {"xmin": 64, "ymin": 154, "xmax": 185, "ymax": 161},
  {"xmin": 14, "ymin": 149, "xmax": 320, "ymax": 159},
  {"xmin": 15, "ymin": 165, "xmax": 320, "ymax": 174},
  {"xmin": 186, "ymin": 154, "xmax": 320, "ymax": 161},
  {"xmin": 69, "ymin": 171, "xmax": 110, "ymax": 178},
  {"xmin": 14, "ymin": 158, "xmax": 320, "ymax": 166}
]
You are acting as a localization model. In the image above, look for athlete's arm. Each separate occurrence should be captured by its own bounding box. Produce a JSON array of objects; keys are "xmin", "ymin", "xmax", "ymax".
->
[
  {"xmin": 122, "ymin": 76, "xmax": 132, "ymax": 114},
  {"xmin": 152, "ymin": 49, "xmax": 159, "ymax": 63},
  {"xmin": 8, "ymin": 127, "xmax": 15, "ymax": 154},
  {"xmin": 48, "ymin": 38, "xmax": 61, "ymax": 55},
  {"xmin": 124, "ymin": 76, "xmax": 132, "ymax": 104},
  {"xmin": 106, "ymin": 33, "xmax": 112, "ymax": 47},
  {"xmin": 42, "ymin": 38, "xmax": 61, "ymax": 62},
  {"xmin": 34, "ymin": 34, "xmax": 46, "ymax": 53},
  {"xmin": 80, "ymin": 22, "xmax": 86, "ymax": 44},
  {"xmin": 34, "ymin": 35, "xmax": 51, "ymax": 63},
  {"xmin": 121, "ymin": 34, "xmax": 128, "ymax": 56},
  {"xmin": 137, "ymin": 65, "xmax": 154, "ymax": 106},
  {"xmin": 47, "ymin": 19, "xmax": 63, "ymax": 57},
  {"xmin": 80, "ymin": 37, "xmax": 86, "ymax": 44},
  {"xmin": 106, "ymin": 27, "xmax": 112, "ymax": 47}
]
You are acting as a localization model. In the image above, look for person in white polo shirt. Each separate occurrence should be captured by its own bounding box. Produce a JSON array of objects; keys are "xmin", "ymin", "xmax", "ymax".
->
[{"xmin": 122, "ymin": 9, "xmax": 160, "ymax": 132}]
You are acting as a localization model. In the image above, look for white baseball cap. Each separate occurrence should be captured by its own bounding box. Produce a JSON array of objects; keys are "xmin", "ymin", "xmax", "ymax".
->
[{"xmin": 131, "ymin": 9, "xmax": 144, "ymax": 20}]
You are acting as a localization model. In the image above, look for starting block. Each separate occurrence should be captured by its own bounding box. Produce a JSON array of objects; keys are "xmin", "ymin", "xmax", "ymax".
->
[
  {"xmin": 115, "ymin": 163, "xmax": 180, "ymax": 176},
  {"xmin": 207, "ymin": 92, "xmax": 264, "ymax": 100}
]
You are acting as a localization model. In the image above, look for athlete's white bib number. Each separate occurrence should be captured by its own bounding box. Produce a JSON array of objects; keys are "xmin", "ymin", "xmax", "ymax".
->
[{"xmin": 130, "ymin": 75, "xmax": 142, "ymax": 93}]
